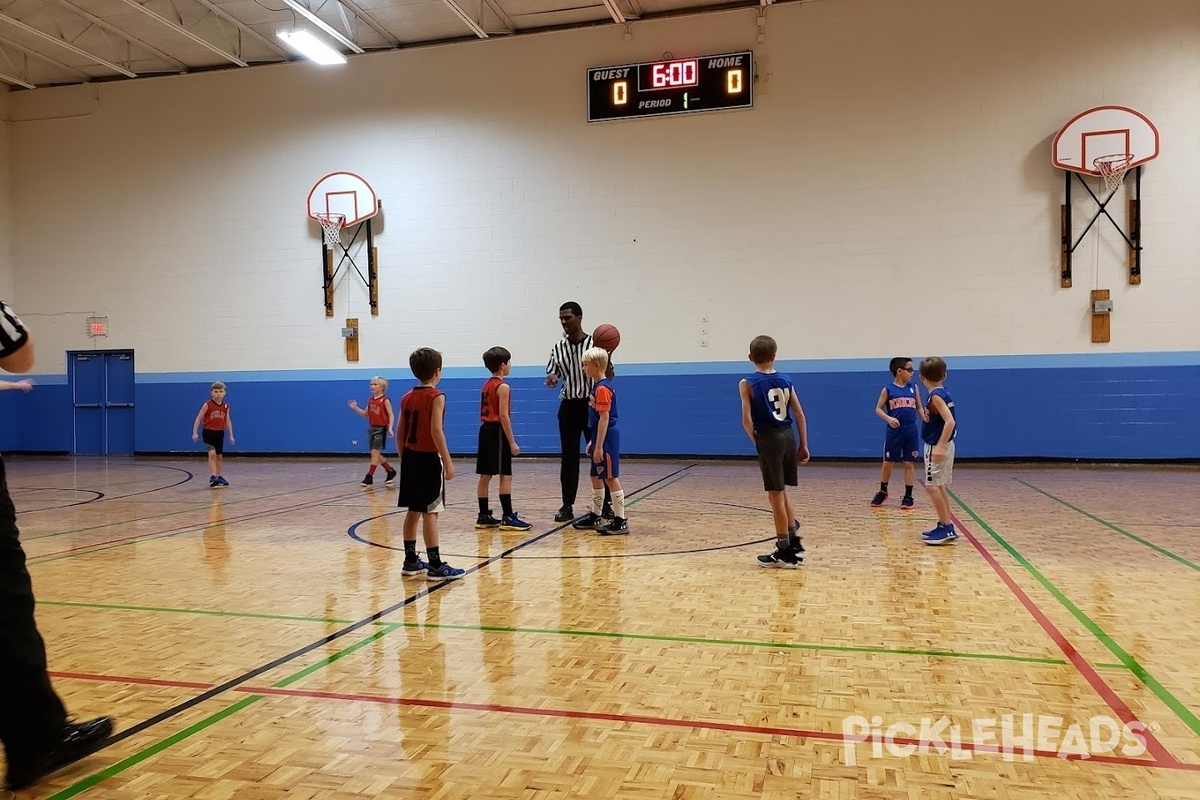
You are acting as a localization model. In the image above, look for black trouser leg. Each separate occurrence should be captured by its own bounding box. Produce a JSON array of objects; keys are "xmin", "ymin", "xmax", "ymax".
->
[
  {"xmin": 0, "ymin": 457, "xmax": 67, "ymax": 768},
  {"xmin": 557, "ymin": 400, "xmax": 589, "ymax": 507}
]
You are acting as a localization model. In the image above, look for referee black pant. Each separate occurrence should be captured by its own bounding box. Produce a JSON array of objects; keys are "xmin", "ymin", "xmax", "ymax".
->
[
  {"xmin": 0, "ymin": 455, "xmax": 68, "ymax": 770},
  {"xmin": 557, "ymin": 399, "xmax": 611, "ymax": 510}
]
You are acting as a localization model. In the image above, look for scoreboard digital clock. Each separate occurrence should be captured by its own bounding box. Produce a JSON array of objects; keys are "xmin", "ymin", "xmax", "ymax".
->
[{"xmin": 587, "ymin": 51, "xmax": 754, "ymax": 123}]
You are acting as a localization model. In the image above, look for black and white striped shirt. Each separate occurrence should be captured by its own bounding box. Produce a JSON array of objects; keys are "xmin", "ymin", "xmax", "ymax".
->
[
  {"xmin": 546, "ymin": 334, "xmax": 594, "ymax": 401},
  {"xmin": 0, "ymin": 300, "xmax": 29, "ymax": 359}
]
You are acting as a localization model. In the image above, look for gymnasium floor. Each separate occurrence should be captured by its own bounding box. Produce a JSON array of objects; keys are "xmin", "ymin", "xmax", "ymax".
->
[{"xmin": 5, "ymin": 455, "xmax": 1199, "ymax": 799}]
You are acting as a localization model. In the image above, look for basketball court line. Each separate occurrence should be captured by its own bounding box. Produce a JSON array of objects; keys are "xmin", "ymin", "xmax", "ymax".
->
[
  {"xmin": 44, "ymin": 466, "xmax": 696, "ymax": 797},
  {"xmin": 23, "ymin": 477, "xmax": 364, "ymax": 541},
  {"xmin": 25, "ymin": 489, "xmax": 366, "ymax": 563},
  {"xmin": 949, "ymin": 489, "xmax": 1197, "ymax": 758},
  {"xmin": 15, "ymin": 464, "xmax": 193, "ymax": 513},
  {"xmin": 1013, "ymin": 478, "xmax": 1200, "ymax": 572}
]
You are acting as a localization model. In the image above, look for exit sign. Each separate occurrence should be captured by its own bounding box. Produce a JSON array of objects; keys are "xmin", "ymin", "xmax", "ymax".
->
[{"xmin": 86, "ymin": 317, "xmax": 108, "ymax": 337}]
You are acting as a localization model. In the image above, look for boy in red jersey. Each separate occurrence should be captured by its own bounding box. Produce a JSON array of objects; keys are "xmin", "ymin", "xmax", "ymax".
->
[
  {"xmin": 348, "ymin": 376, "xmax": 397, "ymax": 487},
  {"xmin": 191, "ymin": 381, "xmax": 235, "ymax": 488},
  {"xmin": 396, "ymin": 348, "xmax": 464, "ymax": 581},
  {"xmin": 475, "ymin": 347, "xmax": 533, "ymax": 532}
]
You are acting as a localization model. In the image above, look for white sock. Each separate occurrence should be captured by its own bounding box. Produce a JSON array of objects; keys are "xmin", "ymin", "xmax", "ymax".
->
[
  {"xmin": 612, "ymin": 490, "xmax": 625, "ymax": 520},
  {"xmin": 592, "ymin": 488, "xmax": 605, "ymax": 515}
]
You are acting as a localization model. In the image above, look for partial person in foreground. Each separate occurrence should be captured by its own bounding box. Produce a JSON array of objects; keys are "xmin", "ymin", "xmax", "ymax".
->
[
  {"xmin": 0, "ymin": 299, "xmax": 114, "ymax": 791},
  {"xmin": 917, "ymin": 356, "xmax": 959, "ymax": 545},
  {"xmin": 739, "ymin": 335, "xmax": 810, "ymax": 568}
]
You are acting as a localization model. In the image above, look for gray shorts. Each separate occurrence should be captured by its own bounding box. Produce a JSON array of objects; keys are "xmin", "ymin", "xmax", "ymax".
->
[
  {"xmin": 368, "ymin": 425, "xmax": 387, "ymax": 451},
  {"xmin": 924, "ymin": 440, "xmax": 956, "ymax": 486}
]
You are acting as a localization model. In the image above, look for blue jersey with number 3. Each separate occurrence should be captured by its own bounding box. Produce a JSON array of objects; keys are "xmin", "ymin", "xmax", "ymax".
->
[{"xmin": 746, "ymin": 371, "xmax": 797, "ymax": 431}]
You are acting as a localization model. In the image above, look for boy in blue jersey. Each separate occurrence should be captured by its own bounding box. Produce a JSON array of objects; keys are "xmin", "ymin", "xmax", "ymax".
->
[
  {"xmin": 870, "ymin": 357, "xmax": 926, "ymax": 510},
  {"xmin": 573, "ymin": 347, "xmax": 629, "ymax": 535},
  {"xmin": 739, "ymin": 335, "xmax": 810, "ymax": 567},
  {"xmin": 918, "ymin": 356, "xmax": 959, "ymax": 545}
]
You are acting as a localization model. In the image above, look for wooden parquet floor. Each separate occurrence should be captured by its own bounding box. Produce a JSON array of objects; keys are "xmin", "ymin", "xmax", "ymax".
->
[{"xmin": 5, "ymin": 456, "xmax": 1200, "ymax": 799}]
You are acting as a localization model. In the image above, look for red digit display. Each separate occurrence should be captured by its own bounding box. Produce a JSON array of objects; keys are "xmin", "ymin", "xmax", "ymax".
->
[{"xmin": 650, "ymin": 59, "xmax": 698, "ymax": 89}]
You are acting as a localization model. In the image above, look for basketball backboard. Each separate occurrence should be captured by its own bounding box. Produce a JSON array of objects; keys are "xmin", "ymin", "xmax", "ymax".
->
[
  {"xmin": 306, "ymin": 171, "xmax": 379, "ymax": 227},
  {"xmin": 1052, "ymin": 106, "xmax": 1159, "ymax": 176}
]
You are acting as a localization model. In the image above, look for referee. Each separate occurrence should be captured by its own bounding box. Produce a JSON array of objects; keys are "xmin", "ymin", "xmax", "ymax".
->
[{"xmin": 545, "ymin": 301, "xmax": 611, "ymax": 522}]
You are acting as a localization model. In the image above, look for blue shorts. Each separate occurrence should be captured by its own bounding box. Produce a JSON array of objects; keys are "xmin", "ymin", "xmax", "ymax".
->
[
  {"xmin": 884, "ymin": 424, "xmax": 921, "ymax": 463},
  {"xmin": 589, "ymin": 429, "xmax": 620, "ymax": 480}
]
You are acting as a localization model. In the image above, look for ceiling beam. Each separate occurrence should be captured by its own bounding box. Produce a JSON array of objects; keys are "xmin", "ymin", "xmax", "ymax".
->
[
  {"xmin": 0, "ymin": 33, "xmax": 91, "ymax": 78},
  {"xmin": 0, "ymin": 69, "xmax": 35, "ymax": 90},
  {"xmin": 278, "ymin": 0, "xmax": 365, "ymax": 54},
  {"xmin": 111, "ymin": 0, "xmax": 249, "ymax": 67},
  {"xmin": 439, "ymin": 0, "xmax": 488, "ymax": 38},
  {"xmin": 0, "ymin": 11, "xmax": 137, "ymax": 77},
  {"xmin": 600, "ymin": 0, "xmax": 626, "ymax": 24},
  {"xmin": 480, "ymin": 0, "xmax": 515, "ymax": 33},
  {"xmin": 53, "ymin": 0, "xmax": 188, "ymax": 69},
  {"xmin": 189, "ymin": 0, "xmax": 290, "ymax": 59},
  {"xmin": 336, "ymin": 0, "xmax": 400, "ymax": 45}
]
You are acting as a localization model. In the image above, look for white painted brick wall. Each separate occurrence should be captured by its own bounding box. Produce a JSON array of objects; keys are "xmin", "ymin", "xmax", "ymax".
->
[{"xmin": 6, "ymin": 0, "xmax": 1200, "ymax": 374}]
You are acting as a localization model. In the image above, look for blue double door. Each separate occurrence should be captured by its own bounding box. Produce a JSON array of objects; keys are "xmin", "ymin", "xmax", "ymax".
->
[{"xmin": 69, "ymin": 350, "xmax": 135, "ymax": 456}]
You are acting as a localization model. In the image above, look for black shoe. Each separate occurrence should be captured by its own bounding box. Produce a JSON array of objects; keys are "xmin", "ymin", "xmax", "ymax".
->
[
  {"xmin": 601, "ymin": 503, "xmax": 615, "ymax": 521},
  {"xmin": 361, "ymin": 474, "xmax": 374, "ymax": 486},
  {"xmin": 5, "ymin": 717, "xmax": 115, "ymax": 790},
  {"xmin": 384, "ymin": 468, "xmax": 397, "ymax": 484},
  {"xmin": 572, "ymin": 512, "xmax": 602, "ymax": 530},
  {"xmin": 598, "ymin": 517, "xmax": 629, "ymax": 535},
  {"xmin": 554, "ymin": 505, "xmax": 574, "ymax": 522}
]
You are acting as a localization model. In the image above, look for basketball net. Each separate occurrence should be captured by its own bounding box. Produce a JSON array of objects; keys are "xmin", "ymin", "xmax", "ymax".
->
[
  {"xmin": 315, "ymin": 212, "xmax": 346, "ymax": 249},
  {"xmin": 1094, "ymin": 154, "xmax": 1133, "ymax": 194}
]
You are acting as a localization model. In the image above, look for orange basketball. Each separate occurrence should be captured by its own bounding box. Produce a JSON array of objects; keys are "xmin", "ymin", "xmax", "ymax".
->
[{"xmin": 592, "ymin": 323, "xmax": 621, "ymax": 352}]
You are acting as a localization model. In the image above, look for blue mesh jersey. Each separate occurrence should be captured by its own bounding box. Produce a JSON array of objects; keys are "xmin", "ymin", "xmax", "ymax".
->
[
  {"xmin": 746, "ymin": 371, "xmax": 798, "ymax": 431},
  {"xmin": 588, "ymin": 378, "xmax": 618, "ymax": 431},
  {"xmin": 922, "ymin": 387, "xmax": 956, "ymax": 445},
  {"xmin": 885, "ymin": 382, "xmax": 920, "ymax": 426}
]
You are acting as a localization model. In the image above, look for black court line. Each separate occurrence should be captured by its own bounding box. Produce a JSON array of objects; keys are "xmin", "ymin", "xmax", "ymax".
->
[
  {"xmin": 15, "ymin": 465, "xmax": 194, "ymax": 514},
  {"xmin": 97, "ymin": 463, "xmax": 696, "ymax": 750}
]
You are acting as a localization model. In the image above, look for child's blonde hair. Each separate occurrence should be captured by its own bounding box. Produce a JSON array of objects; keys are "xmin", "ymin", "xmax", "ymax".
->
[
  {"xmin": 582, "ymin": 347, "xmax": 610, "ymax": 371},
  {"xmin": 211, "ymin": 381, "xmax": 226, "ymax": 391},
  {"xmin": 371, "ymin": 375, "xmax": 388, "ymax": 391}
]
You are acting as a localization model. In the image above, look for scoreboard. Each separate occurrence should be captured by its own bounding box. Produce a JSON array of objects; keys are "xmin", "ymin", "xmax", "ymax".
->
[{"xmin": 587, "ymin": 51, "xmax": 754, "ymax": 123}]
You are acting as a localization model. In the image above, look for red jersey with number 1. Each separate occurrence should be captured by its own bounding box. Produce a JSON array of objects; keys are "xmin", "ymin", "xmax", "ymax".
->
[
  {"xmin": 366, "ymin": 395, "xmax": 390, "ymax": 426},
  {"xmin": 398, "ymin": 386, "xmax": 443, "ymax": 453},
  {"xmin": 202, "ymin": 401, "xmax": 229, "ymax": 431},
  {"xmin": 480, "ymin": 377, "xmax": 503, "ymax": 423}
]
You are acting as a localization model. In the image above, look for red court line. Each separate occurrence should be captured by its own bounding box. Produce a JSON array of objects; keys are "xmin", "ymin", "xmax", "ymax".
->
[
  {"xmin": 46, "ymin": 669, "xmax": 1200, "ymax": 771},
  {"xmin": 51, "ymin": 670, "xmax": 215, "ymax": 690},
  {"xmin": 241, "ymin": 684, "xmax": 1198, "ymax": 771},
  {"xmin": 949, "ymin": 510, "xmax": 1180, "ymax": 767},
  {"xmin": 31, "ymin": 492, "xmax": 356, "ymax": 560}
]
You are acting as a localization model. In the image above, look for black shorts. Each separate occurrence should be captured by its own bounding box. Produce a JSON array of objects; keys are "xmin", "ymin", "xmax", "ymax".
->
[
  {"xmin": 397, "ymin": 450, "xmax": 444, "ymax": 513},
  {"xmin": 368, "ymin": 425, "xmax": 387, "ymax": 451},
  {"xmin": 755, "ymin": 426, "xmax": 797, "ymax": 492},
  {"xmin": 475, "ymin": 422, "xmax": 512, "ymax": 476},
  {"xmin": 202, "ymin": 429, "xmax": 224, "ymax": 455}
]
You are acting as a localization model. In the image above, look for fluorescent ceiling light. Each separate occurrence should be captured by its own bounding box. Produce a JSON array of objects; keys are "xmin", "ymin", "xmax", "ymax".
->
[{"xmin": 277, "ymin": 30, "xmax": 347, "ymax": 65}]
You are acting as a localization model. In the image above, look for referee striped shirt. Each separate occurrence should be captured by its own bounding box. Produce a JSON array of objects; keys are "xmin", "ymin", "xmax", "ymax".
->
[
  {"xmin": 546, "ymin": 334, "xmax": 594, "ymax": 401},
  {"xmin": 0, "ymin": 300, "xmax": 29, "ymax": 358}
]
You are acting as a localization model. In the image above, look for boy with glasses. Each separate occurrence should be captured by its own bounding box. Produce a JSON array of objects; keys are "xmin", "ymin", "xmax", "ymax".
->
[{"xmin": 870, "ymin": 357, "xmax": 926, "ymax": 509}]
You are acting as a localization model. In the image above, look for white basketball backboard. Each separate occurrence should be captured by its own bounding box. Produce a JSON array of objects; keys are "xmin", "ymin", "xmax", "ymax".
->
[
  {"xmin": 1052, "ymin": 106, "xmax": 1159, "ymax": 176},
  {"xmin": 306, "ymin": 171, "xmax": 379, "ymax": 226}
]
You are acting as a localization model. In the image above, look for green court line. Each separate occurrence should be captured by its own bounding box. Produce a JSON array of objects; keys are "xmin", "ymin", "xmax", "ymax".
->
[
  {"xmin": 50, "ymin": 623, "xmax": 406, "ymax": 800},
  {"xmin": 1015, "ymin": 478, "xmax": 1200, "ymax": 572},
  {"xmin": 37, "ymin": 598, "xmax": 1067, "ymax": 666},
  {"xmin": 47, "ymin": 696, "xmax": 262, "ymax": 800},
  {"xmin": 393, "ymin": 621, "xmax": 1069, "ymax": 666},
  {"xmin": 950, "ymin": 488, "xmax": 1200, "ymax": 739}
]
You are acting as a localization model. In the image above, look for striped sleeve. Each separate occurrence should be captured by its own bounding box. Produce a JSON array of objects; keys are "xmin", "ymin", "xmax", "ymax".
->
[{"xmin": 0, "ymin": 300, "xmax": 29, "ymax": 358}]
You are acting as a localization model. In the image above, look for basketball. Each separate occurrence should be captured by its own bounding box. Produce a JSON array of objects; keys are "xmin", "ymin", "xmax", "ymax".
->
[{"xmin": 593, "ymin": 323, "xmax": 621, "ymax": 352}]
